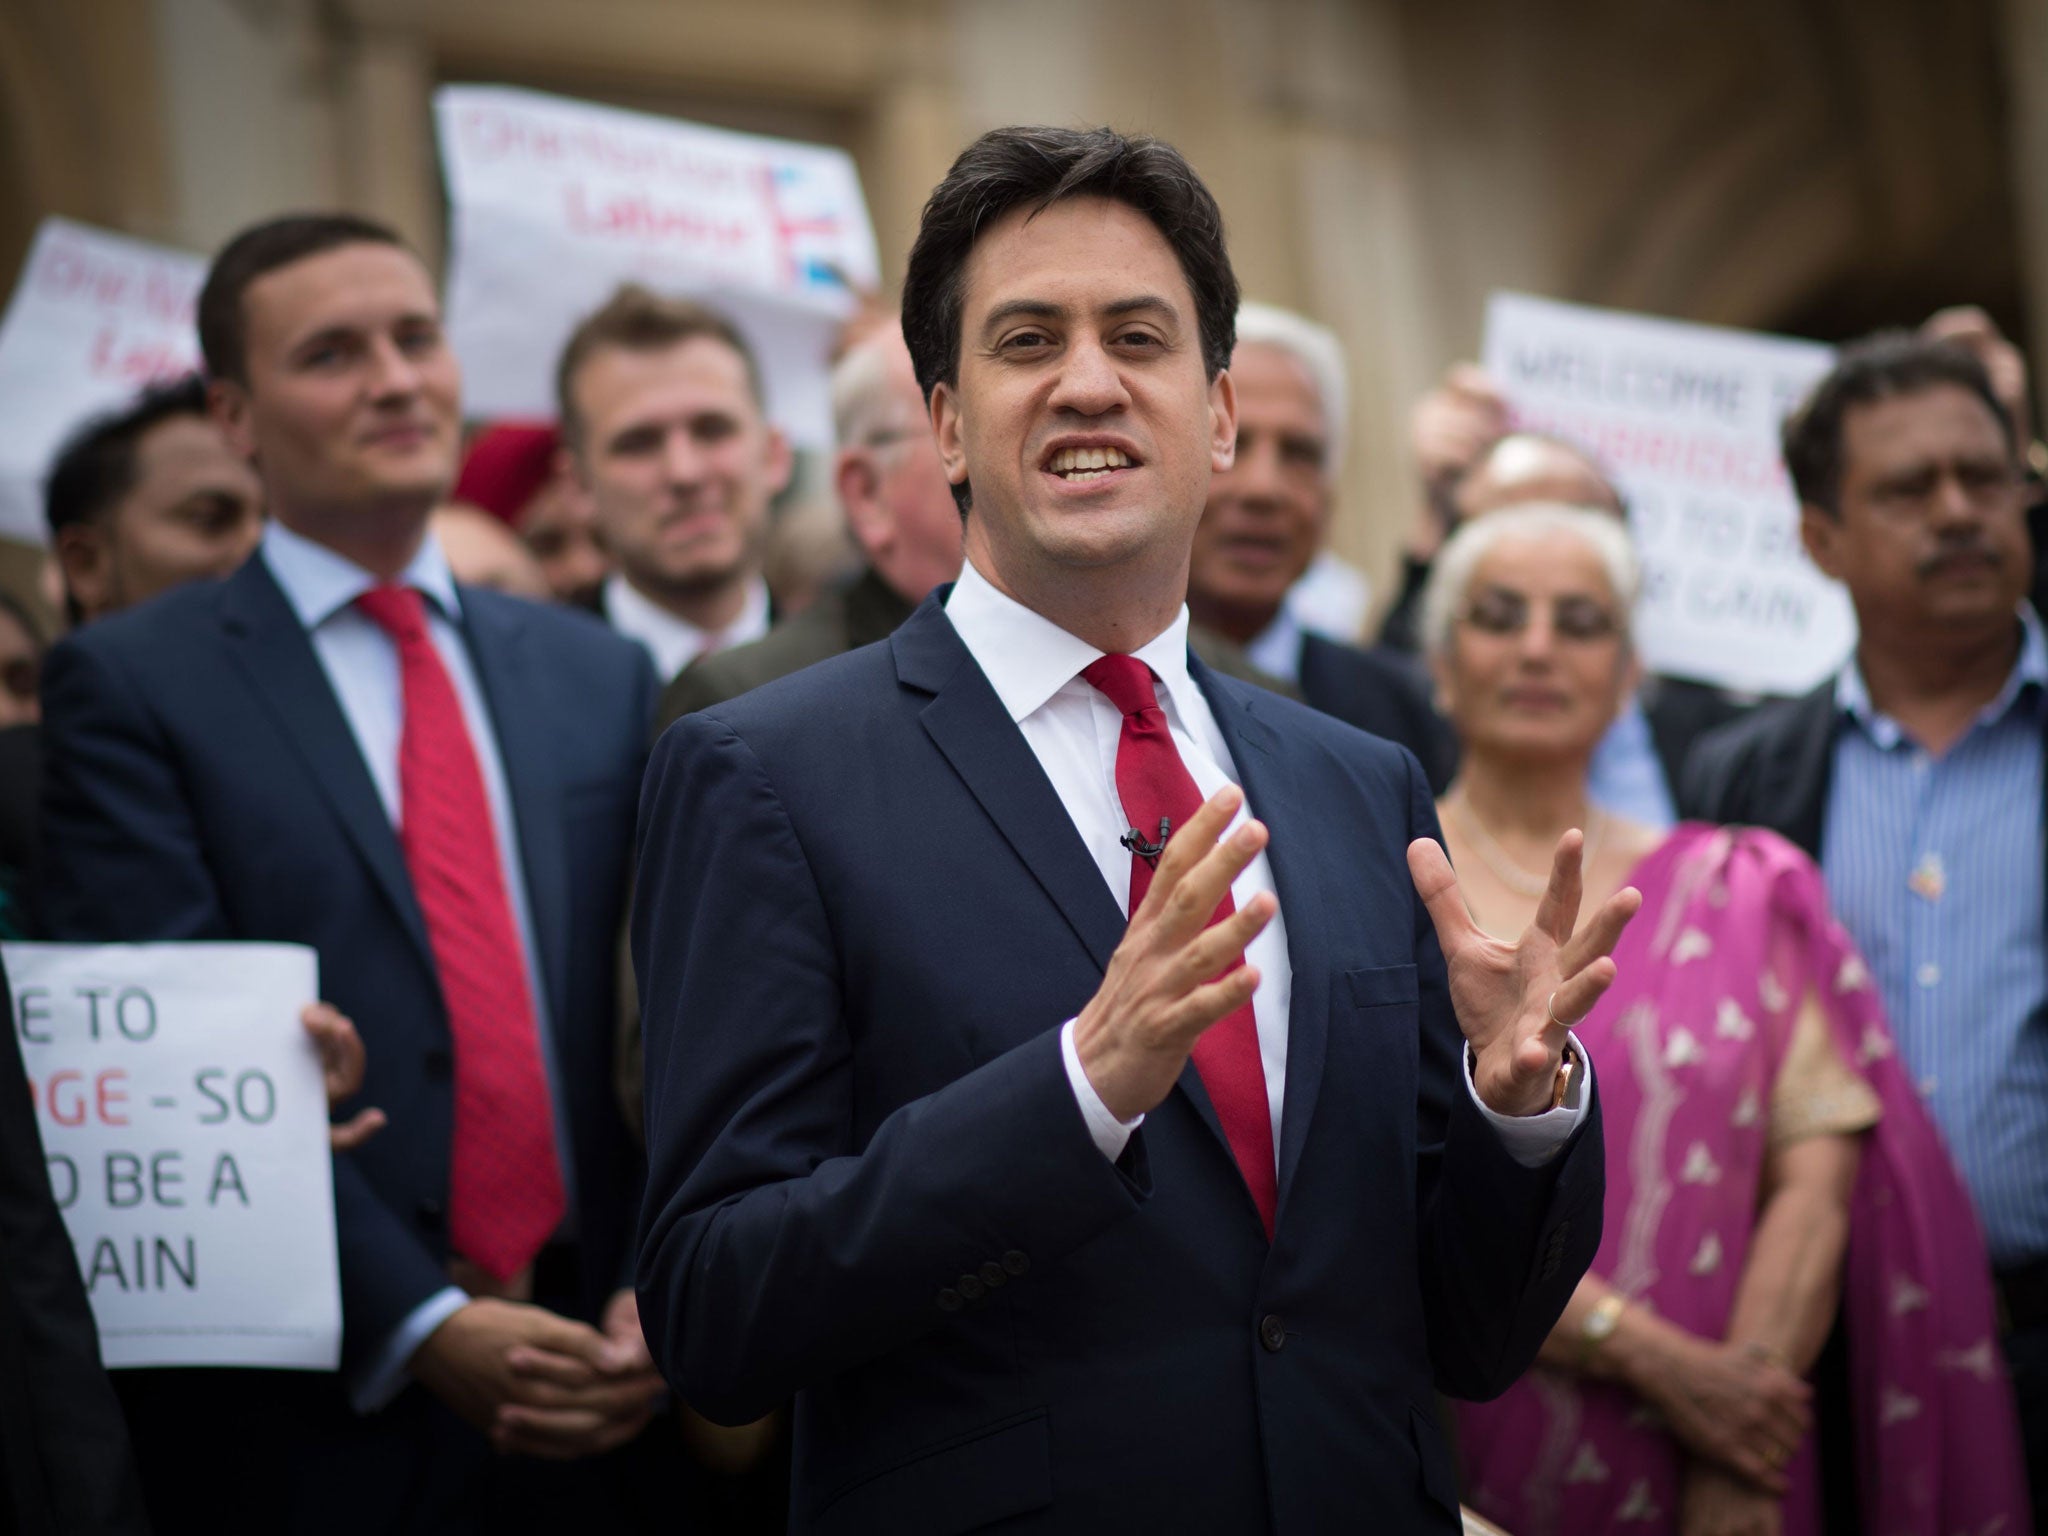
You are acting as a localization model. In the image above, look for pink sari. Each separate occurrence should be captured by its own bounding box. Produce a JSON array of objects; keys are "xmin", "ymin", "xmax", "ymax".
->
[{"xmin": 1456, "ymin": 825, "xmax": 2030, "ymax": 1535}]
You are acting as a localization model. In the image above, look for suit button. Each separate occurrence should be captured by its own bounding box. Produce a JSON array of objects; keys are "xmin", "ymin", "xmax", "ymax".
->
[
  {"xmin": 1002, "ymin": 1250, "xmax": 1030, "ymax": 1276},
  {"xmin": 936, "ymin": 1288, "xmax": 963, "ymax": 1312},
  {"xmin": 958, "ymin": 1274, "xmax": 985, "ymax": 1302},
  {"xmin": 1259, "ymin": 1314, "xmax": 1287, "ymax": 1353},
  {"xmin": 423, "ymin": 1048, "xmax": 453, "ymax": 1082},
  {"xmin": 980, "ymin": 1261, "xmax": 1006, "ymax": 1289},
  {"xmin": 416, "ymin": 1199, "xmax": 445, "ymax": 1233}
]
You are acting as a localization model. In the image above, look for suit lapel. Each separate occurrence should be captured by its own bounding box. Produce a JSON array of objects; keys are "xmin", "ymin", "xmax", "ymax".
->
[
  {"xmin": 1193, "ymin": 658, "xmax": 1331, "ymax": 1223},
  {"xmin": 216, "ymin": 558, "xmax": 435, "ymax": 978},
  {"xmin": 896, "ymin": 598, "xmax": 1128, "ymax": 974},
  {"xmin": 1765, "ymin": 684, "xmax": 1838, "ymax": 861},
  {"xmin": 461, "ymin": 590, "xmax": 571, "ymax": 1029}
]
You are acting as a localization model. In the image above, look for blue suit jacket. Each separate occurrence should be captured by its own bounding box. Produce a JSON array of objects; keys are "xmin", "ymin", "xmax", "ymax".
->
[
  {"xmin": 634, "ymin": 594, "xmax": 1603, "ymax": 1536},
  {"xmin": 39, "ymin": 553, "xmax": 655, "ymax": 1374}
]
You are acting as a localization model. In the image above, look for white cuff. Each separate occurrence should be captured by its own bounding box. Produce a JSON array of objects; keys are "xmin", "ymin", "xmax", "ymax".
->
[
  {"xmin": 1466, "ymin": 1031, "xmax": 1593, "ymax": 1168},
  {"xmin": 346, "ymin": 1285, "xmax": 469, "ymax": 1414},
  {"xmin": 1060, "ymin": 1018, "xmax": 1143, "ymax": 1161}
]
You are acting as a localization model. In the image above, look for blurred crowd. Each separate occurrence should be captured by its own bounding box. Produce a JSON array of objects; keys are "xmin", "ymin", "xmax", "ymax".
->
[{"xmin": 1, "ymin": 139, "xmax": 2044, "ymax": 1536}]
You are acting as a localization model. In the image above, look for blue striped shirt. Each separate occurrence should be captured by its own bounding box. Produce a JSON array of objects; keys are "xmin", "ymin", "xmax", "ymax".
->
[{"xmin": 1822, "ymin": 608, "xmax": 2048, "ymax": 1268}]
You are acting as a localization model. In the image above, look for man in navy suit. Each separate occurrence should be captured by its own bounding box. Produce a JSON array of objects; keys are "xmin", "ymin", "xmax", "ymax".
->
[
  {"xmin": 635, "ymin": 126, "xmax": 1634, "ymax": 1533},
  {"xmin": 40, "ymin": 213, "xmax": 661, "ymax": 1533}
]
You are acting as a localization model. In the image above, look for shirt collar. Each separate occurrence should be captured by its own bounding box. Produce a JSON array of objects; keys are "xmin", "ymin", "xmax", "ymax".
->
[
  {"xmin": 944, "ymin": 558, "xmax": 1202, "ymax": 725},
  {"xmin": 1836, "ymin": 602, "xmax": 2048, "ymax": 747},
  {"xmin": 1244, "ymin": 607, "xmax": 1305, "ymax": 685},
  {"xmin": 262, "ymin": 518, "xmax": 462, "ymax": 631},
  {"xmin": 602, "ymin": 573, "xmax": 771, "ymax": 674}
]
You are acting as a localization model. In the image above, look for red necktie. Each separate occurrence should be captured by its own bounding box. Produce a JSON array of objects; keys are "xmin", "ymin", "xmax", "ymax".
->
[
  {"xmin": 1082, "ymin": 654, "xmax": 1277, "ymax": 1237},
  {"xmin": 356, "ymin": 585, "xmax": 564, "ymax": 1281}
]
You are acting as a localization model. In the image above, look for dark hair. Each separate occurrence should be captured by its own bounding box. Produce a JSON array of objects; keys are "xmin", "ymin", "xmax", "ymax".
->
[
  {"xmin": 555, "ymin": 284, "xmax": 763, "ymax": 447},
  {"xmin": 45, "ymin": 374, "xmax": 212, "ymax": 536},
  {"xmin": 901, "ymin": 125, "xmax": 1239, "ymax": 514},
  {"xmin": 1782, "ymin": 330, "xmax": 2016, "ymax": 515},
  {"xmin": 198, "ymin": 212, "xmax": 408, "ymax": 385}
]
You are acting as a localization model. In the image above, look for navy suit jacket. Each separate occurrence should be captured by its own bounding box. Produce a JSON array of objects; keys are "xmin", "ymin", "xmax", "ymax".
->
[
  {"xmin": 634, "ymin": 594, "xmax": 1603, "ymax": 1536},
  {"xmin": 39, "ymin": 553, "xmax": 655, "ymax": 1376}
]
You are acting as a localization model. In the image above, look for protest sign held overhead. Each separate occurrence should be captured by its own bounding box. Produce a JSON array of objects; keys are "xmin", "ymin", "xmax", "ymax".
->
[
  {"xmin": 0, "ymin": 219, "xmax": 207, "ymax": 544},
  {"xmin": 8, "ymin": 941, "xmax": 341, "ymax": 1371},
  {"xmin": 1482, "ymin": 292, "xmax": 1850, "ymax": 696},
  {"xmin": 437, "ymin": 84, "xmax": 880, "ymax": 449}
]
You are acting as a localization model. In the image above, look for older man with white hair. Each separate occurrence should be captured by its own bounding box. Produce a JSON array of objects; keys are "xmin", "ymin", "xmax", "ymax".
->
[{"xmin": 1187, "ymin": 301, "xmax": 1455, "ymax": 787}]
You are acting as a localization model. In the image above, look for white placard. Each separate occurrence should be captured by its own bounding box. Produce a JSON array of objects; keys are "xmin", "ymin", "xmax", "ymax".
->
[
  {"xmin": 1482, "ymin": 292, "xmax": 1851, "ymax": 695},
  {"xmin": 437, "ymin": 85, "xmax": 879, "ymax": 449},
  {"xmin": 0, "ymin": 220, "xmax": 207, "ymax": 544},
  {"xmin": 7, "ymin": 942, "xmax": 341, "ymax": 1371}
]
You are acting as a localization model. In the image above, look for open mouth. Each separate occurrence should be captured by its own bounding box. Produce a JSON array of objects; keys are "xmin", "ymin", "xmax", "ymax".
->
[{"xmin": 1044, "ymin": 444, "xmax": 1139, "ymax": 482}]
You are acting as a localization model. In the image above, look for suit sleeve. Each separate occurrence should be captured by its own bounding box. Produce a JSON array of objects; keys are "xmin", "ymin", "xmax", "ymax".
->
[
  {"xmin": 0, "ymin": 957, "xmax": 150, "ymax": 1536},
  {"xmin": 39, "ymin": 635, "xmax": 453, "ymax": 1374},
  {"xmin": 1406, "ymin": 754, "xmax": 1606, "ymax": 1399},
  {"xmin": 634, "ymin": 714, "xmax": 1147, "ymax": 1425}
]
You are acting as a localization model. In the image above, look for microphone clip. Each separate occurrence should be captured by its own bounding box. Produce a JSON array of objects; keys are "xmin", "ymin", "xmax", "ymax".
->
[{"xmin": 1120, "ymin": 817, "xmax": 1171, "ymax": 867}]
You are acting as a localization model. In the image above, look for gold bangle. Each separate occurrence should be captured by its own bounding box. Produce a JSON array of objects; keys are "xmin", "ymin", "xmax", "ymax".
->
[{"xmin": 1578, "ymin": 1292, "xmax": 1627, "ymax": 1370}]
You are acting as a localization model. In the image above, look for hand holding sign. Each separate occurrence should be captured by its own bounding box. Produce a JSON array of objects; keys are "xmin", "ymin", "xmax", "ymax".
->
[{"xmin": 298, "ymin": 1002, "xmax": 385, "ymax": 1151}]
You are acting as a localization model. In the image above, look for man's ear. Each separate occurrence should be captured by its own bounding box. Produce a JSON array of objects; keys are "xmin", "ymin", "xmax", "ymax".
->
[
  {"xmin": 1209, "ymin": 367, "xmax": 1238, "ymax": 473},
  {"xmin": 1800, "ymin": 503, "xmax": 1845, "ymax": 581},
  {"xmin": 930, "ymin": 381, "xmax": 971, "ymax": 497},
  {"xmin": 53, "ymin": 523, "xmax": 113, "ymax": 621},
  {"xmin": 208, "ymin": 377, "xmax": 257, "ymax": 464},
  {"xmin": 762, "ymin": 424, "xmax": 795, "ymax": 499},
  {"xmin": 836, "ymin": 447, "xmax": 888, "ymax": 556}
]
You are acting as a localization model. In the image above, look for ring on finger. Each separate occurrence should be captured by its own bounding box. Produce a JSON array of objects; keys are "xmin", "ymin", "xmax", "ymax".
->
[{"xmin": 1545, "ymin": 989, "xmax": 1578, "ymax": 1030}]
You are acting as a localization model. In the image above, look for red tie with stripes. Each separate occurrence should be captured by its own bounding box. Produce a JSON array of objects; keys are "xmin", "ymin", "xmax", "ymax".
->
[
  {"xmin": 1082, "ymin": 653, "xmax": 1277, "ymax": 1237},
  {"xmin": 355, "ymin": 585, "xmax": 564, "ymax": 1281}
]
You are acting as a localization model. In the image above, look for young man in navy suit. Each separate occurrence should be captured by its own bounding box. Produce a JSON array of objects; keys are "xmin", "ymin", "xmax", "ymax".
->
[
  {"xmin": 635, "ymin": 127, "xmax": 1636, "ymax": 1533},
  {"xmin": 40, "ymin": 214, "xmax": 662, "ymax": 1533}
]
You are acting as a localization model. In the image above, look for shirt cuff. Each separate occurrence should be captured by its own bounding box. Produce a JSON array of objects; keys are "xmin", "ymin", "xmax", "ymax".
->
[
  {"xmin": 1060, "ymin": 1017, "xmax": 1144, "ymax": 1161},
  {"xmin": 346, "ymin": 1285, "xmax": 469, "ymax": 1414},
  {"xmin": 1466, "ymin": 1031, "xmax": 1593, "ymax": 1168}
]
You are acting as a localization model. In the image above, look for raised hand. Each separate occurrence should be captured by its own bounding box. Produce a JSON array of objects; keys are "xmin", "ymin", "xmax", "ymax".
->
[
  {"xmin": 1408, "ymin": 828, "xmax": 1640, "ymax": 1117},
  {"xmin": 1074, "ymin": 784, "xmax": 1276, "ymax": 1122}
]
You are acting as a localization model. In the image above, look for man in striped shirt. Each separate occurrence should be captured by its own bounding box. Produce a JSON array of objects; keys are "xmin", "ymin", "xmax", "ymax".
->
[{"xmin": 1684, "ymin": 330, "xmax": 2047, "ymax": 1532}]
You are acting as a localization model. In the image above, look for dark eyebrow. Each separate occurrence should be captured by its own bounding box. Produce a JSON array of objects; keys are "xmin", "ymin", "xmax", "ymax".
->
[{"xmin": 978, "ymin": 294, "xmax": 1180, "ymax": 336}]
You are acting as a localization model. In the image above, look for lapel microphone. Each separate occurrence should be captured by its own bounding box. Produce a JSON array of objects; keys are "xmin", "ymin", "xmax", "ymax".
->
[{"xmin": 1120, "ymin": 818, "xmax": 1171, "ymax": 865}]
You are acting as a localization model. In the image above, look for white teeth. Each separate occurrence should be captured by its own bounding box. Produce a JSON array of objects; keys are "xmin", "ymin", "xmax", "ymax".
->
[{"xmin": 1049, "ymin": 445, "xmax": 1132, "ymax": 475}]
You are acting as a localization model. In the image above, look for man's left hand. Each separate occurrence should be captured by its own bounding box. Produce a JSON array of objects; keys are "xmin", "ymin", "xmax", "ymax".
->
[
  {"xmin": 1408, "ymin": 828, "xmax": 1640, "ymax": 1117},
  {"xmin": 493, "ymin": 1288, "xmax": 665, "ymax": 1458}
]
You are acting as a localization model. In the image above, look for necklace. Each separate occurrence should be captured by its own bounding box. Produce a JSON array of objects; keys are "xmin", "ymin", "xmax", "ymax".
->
[{"xmin": 1446, "ymin": 791, "xmax": 1605, "ymax": 899}]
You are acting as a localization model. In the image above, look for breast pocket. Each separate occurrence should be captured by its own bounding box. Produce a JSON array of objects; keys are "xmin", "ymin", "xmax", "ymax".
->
[{"xmin": 1341, "ymin": 963, "xmax": 1422, "ymax": 1162}]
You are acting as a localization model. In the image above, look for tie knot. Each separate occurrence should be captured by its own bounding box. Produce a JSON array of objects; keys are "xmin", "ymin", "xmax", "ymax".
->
[
  {"xmin": 356, "ymin": 584, "xmax": 429, "ymax": 644},
  {"xmin": 1082, "ymin": 653, "xmax": 1160, "ymax": 718}
]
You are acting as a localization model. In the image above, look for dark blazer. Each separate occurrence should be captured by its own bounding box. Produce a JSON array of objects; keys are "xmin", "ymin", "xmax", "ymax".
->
[
  {"xmin": 0, "ymin": 951, "xmax": 150, "ymax": 1536},
  {"xmin": 0, "ymin": 724, "xmax": 40, "ymax": 937},
  {"xmin": 1297, "ymin": 631, "xmax": 1457, "ymax": 794},
  {"xmin": 38, "ymin": 554, "xmax": 655, "ymax": 1528},
  {"xmin": 1677, "ymin": 682, "xmax": 1838, "ymax": 857},
  {"xmin": 633, "ymin": 593, "xmax": 1604, "ymax": 1536}
]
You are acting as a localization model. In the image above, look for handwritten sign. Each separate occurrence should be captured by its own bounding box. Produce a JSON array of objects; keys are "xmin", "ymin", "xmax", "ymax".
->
[
  {"xmin": 1482, "ymin": 292, "xmax": 1851, "ymax": 695},
  {"xmin": 7, "ymin": 942, "xmax": 340, "ymax": 1370},
  {"xmin": 437, "ymin": 85, "xmax": 879, "ymax": 449},
  {"xmin": 0, "ymin": 220, "xmax": 207, "ymax": 543}
]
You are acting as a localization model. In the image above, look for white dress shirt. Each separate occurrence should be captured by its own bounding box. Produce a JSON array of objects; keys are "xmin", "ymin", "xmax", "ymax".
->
[
  {"xmin": 603, "ymin": 571, "xmax": 771, "ymax": 681},
  {"xmin": 261, "ymin": 519, "xmax": 569, "ymax": 1411},
  {"xmin": 943, "ymin": 559, "xmax": 1588, "ymax": 1169},
  {"xmin": 1245, "ymin": 606, "xmax": 1307, "ymax": 686}
]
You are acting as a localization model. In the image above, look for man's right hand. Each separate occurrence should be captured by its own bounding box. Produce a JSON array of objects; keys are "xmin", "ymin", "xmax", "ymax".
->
[
  {"xmin": 1073, "ymin": 784, "xmax": 1276, "ymax": 1123},
  {"xmin": 409, "ymin": 1298, "xmax": 664, "ymax": 1460}
]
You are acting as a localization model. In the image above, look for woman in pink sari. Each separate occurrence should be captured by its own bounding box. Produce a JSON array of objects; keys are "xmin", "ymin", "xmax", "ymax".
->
[{"xmin": 1424, "ymin": 505, "xmax": 2029, "ymax": 1536}]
